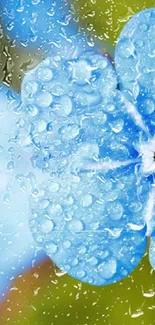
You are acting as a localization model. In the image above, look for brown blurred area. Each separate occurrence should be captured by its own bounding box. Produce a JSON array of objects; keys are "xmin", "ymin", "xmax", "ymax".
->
[{"xmin": 0, "ymin": 251, "xmax": 155, "ymax": 325}]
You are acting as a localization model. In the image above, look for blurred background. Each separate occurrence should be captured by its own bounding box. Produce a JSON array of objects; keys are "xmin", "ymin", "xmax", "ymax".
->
[{"xmin": 0, "ymin": 0, "xmax": 155, "ymax": 324}]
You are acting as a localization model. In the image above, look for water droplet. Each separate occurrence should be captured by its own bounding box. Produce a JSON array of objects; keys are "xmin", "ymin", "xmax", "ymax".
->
[
  {"xmin": 103, "ymin": 103, "xmax": 116, "ymax": 112},
  {"xmin": 46, "ymin": 121, "xmax": 53, "ymax": 134},
  {"xmin": 93, "ymin": 111, "xmax": 107, "ymax": 125},
  {"xmin": 72, "ymin": 59, "xmax": 92, "ymax": 85},
  {"xmin": 7, "ymin": 161, "xmax": 14, "ymax": 170},
  {"xmin": 32, "ymin": 0, "xmax": 41, "ymax": 4},
  {"xmin": 77, "ymin": 91, "xmax": 102, "ymax": 107},
  {"xmin": 98, "ymin": 257, "xmax": 117, "ymax": 279},
  {"xmin": 27, "ymin": 105, "xmax": 39, "ymax": 117},
  {"xmin": 89, "ymin": 222, "xmax": 99, "ymax": 230},
  {"xmin": 128, "ymin": 202, "xmax": 143, "ymax": 213},
  {"xmin": 40, "ymin": 219, "xmax": 55, "ymax": 234},
  {"xmin": 65, "ymin": 264, "xmax": 71, "ymax": 271},
  {"xmin": 39, "ymin": 199, "xmax": 50, "ymax": 209},
  {"xmin": 56, "ymin": 95, "xmax": 72, "ymax": 116},
  {"xmin": 18, "ymin": 133, "xmax": 32, "ymax": 147},
  {"xmin": 46, "ymin": 242, "xmax": 58, "ymax": 254},
  {"xmin": 77, "ymin": 270, "xmax": 86, "ymax": 278},
  {"xmin": 36, "ymin": 67, "xmax": 53, "ymax": 82},
  {"xmin": 71, "ymin": 257, "xmax": 79, "ymax": 266},
  {"xmin": 134, "ymin": 39, "xmax": 144, "ymax": 48},
  {"xmin": 17, "ymin": 118, "xmax": 25, "ymax": 127},
  {"xmin": 119, "ymin": 39, "xmax": 135, "ymax": 58},
  {"xmin": 30, "ymin": 219, "xmax": 36, "ymax": 227},
  {"xmin": 140, "ymin": 23, "xmax": 148, "ymax": 32},
  {"xmin": 3, "ymin": 193, "xmax": 10, "ymax": 204},
  {"xmin": 68, "ymin": 219, "xmax": 84, "ymax": 233},
  {"xmin": 107, "ymin": 201, "xmax": 123, "ymax": 220},
  {"xmin": 60, "ymin": 124, "xmax": 79, "ymax": 141},
  {"xmin": 105, "ymin": 227, "xmax": 123, "ymax": 239},
  {"xmin": 48, "ymin": 182, "xmax": 60, "ymax": 193},
  {"xmin": 31, "ymin": 227, "xmax": 38, "ymax": 234},
  {"xmin": 36, "ymin": 119, "xmax": 47, "ymax": 133},
  {"xmin": 78, "ymin": 142, "xmax": 99, "ymax": 159},
  {"xmin": 105, "ymin": 190, "xmax": 119, "ymax": 202},
  {"xmin": 24, "ymin": 81, "xmax": 38, "ymax": 97},
  {"xmin": 48, "ymin": 204, "xmax": 62, "ymax": 216},
  {"xmin": 80, "ymin": 194, "xmax": 92, "ymax": 207},
  {"xmin": 97, "ymin": 250, "xmax": 109, "ymax": 259},
  {"xmin": 111, "ymin": 119, "xmax": 124, "ymax": 133},
  {"xmin": 47, "ymin": 7, "xmax": 55, "ymax": 17},
  {"xmin": 36, "ymin": 236, "xmax": 44, "ymax": 243},
  {"xmin": 35, "ymin": 91, "xmax": 53, "ymax": 108},
  {"xmin": 63, "ymin": 240, "xmax": 71, "ymax": 249},
  {"xmin": 87, "ymin": 257, "xmax": 98, "ymax": 266},
  {"xmin": 140, "ymin": 98, "xmax": 155, "ymax": 115},
  {"xmin": 121, "ymin": 268, "xmax": 128, "ymax": 277},
  {"xmin": 8, "ymin": 147, "xmax": 15, "ymax": 153},
  {"xmin": 64, "ymin": 196, "xmax": 74, "ymax": 205},
  {"xmin": 78, "ymin": 245, "xmax": 87, "ymax": 254}
]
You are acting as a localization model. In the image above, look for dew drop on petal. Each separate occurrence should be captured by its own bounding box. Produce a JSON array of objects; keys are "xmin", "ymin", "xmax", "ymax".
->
[
  {"xmin": 68, "ymin": 219, "xmax": 84, "ymax": 233},
  {"xmin": 98, "ymin": 257, "xmax": 117, "ymax": 279}
]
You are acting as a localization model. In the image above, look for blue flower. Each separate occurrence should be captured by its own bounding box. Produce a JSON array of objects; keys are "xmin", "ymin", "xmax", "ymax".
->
[
  {"xmin": 115, "ymin": 7, "xmax": 155, "ymax": 272},
  {"xmin": 1, "ymin": 7, "xmax": 155, "ymax": 292},
  {"xmin": 20, "ymin": 8, "xmax": 155, "ymax": 286}
]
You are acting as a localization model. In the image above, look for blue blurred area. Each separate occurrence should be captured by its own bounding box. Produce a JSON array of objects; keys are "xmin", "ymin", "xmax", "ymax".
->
[
  {"xmin": 0, "ymin": 0, "xmax": 92, "ymax": 58},
  {"xmin": 0, "ymin": 84, "xmax": 47, "ymax": 301},
  {"xmin": 1, "ymin": 0, "xmax": 69, "ymax": 46}
]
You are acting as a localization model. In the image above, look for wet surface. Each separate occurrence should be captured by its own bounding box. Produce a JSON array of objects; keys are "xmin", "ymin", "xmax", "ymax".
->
[{"xmin": 0, "ymin": 1, "xmax": 155, "ymax": 324}]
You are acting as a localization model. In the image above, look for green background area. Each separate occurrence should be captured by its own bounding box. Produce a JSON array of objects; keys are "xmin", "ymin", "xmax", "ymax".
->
[
  {"xmin": 73, "ymin": 0, "xmax": 155, "ymax": 44},
  {"xmin": 0, "ymin": 1, "xmax": 155, "ymax": 324},
  {"xmin": 1, "ymin": 252, "xmax": 155, "ymax": 325}
]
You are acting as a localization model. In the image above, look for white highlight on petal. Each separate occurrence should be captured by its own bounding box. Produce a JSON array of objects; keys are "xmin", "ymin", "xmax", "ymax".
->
[
  {"xmin": 127, "ymin": 223, "xmax": 145, "ymax": 231},
  {"xmin": 145, "ymin": 185, "xmax": 155, "ymax": 236},
  {"xmin": 140, "ymin": 137, "xmax": 155, "ymax": 175},
  {"xmin": 123, "ymin": 95, "xmax": 149, "ymax": 134},
  {"xmin": 83, "ymin": 158, "xmax": 139, "ymax": 172}
]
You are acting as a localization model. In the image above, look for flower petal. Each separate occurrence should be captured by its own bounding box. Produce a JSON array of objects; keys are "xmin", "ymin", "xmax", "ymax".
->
[
  {"xmin": 29, "ymin": 164, "xmax": 148, "ymax": 286},
  {"xmin": 144, "ymin": 185, "xmax": 155, "ymax": 236},
  {"xmin": 22, "ymin": 52, "xmax": 150, "ymax": 285},
  {"xmin": 21, "ymin": 52, "xmax": 146, "ymax": 175},
  {"xmin": 149, "ymin": 237, "xmax": 155, "ymax": 270},
  {"xmin": 115, "ymin": 8, "xmax": 155, "ymax": 135},
  {"xmin": 0, "ymin": 85, "xmax": 46, "ymax": 300}
]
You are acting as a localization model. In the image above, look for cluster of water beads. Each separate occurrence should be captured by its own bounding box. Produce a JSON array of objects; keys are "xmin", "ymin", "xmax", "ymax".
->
[
  {"xmin": 115, "ymin": 7, "xmax": 155, "ymax": 136},
  {"xmin": 115, "ymin": 7, "xmax": 155, "ymax": 270},
  {"xmin": 29, "ymin": 167, "xmax": 148, "ymax": 285},
  {"xmin": 19, "ymin": 49, "xmax": 154, "ymax": 285},
  {"xmin": 21, "ymin": 51, "xmax": 151, "ymax": 172},
  {"xmin": 0, "ymin": 0, "xmax": 68, "ymax": 46},
  {"xmin": 1, "ymin": 3, "xmax": 155, "ymax": 287},
  {"xmin": 20, "ymin": 51, "xmax": 120, "ymax": 172},
  {"xmin": 0, "ymin": 0, "xmax": 91, "ymax": 58}
]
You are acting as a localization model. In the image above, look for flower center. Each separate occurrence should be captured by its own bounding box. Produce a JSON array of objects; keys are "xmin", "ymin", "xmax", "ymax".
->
[{"xmin": 140, "ymin": 138, "xmax": 155, "ymax": 175}]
